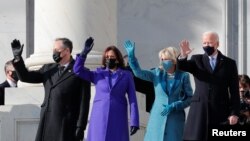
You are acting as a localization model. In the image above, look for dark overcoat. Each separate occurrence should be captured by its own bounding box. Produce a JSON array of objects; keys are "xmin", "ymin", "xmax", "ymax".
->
[
  {"xmin": 177, "ymin": 51, "xmax": 240, "ymax": 141},
  {"xmin": 0, "ymin": 80, "xmax": 10, "ymax": 105},
  {"xmin": 13, "ymin": 57, "xmax": 91, "ymax": 141}
]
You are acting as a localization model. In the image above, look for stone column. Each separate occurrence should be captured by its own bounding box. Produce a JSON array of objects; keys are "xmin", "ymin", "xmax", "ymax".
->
[
  {"xmin": 25, "ymin": 0, "xmax": 118, "ymax": 71},
  {"xmin": 2, "ymin": 1, "xmax": 148, "ymax": 141},
  {"xmin": 21, "ymin": 0, "xmax": 118, "ymax": 87}
]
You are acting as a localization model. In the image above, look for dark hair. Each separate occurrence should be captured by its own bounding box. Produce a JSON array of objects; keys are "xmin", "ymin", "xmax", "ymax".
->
[
  {"xmin": 239, "ymin": 74, "xmax": 250, "ymax": 88},
  {"xmin": 4, "ymin": 60, "xmax": 13, "ymax": 73},
  {"xmin": 101, "ymin": 46, "xmax": 125, "ymax": 68},
  {"xmin": 55, "ymin": 38, "xmax": 73, "ymax": 53}
]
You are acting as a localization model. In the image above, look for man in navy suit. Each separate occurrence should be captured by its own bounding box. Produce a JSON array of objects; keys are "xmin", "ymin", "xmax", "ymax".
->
[
  {"xmin": 0, "ymin": 60, "xmax": 19, "ymax": 105},
  {"xmin": 178, "ymin": 31, "xmax": 240, "ymax": 141}
]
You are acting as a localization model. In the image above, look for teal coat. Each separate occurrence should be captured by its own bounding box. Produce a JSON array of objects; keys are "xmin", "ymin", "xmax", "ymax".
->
[{"xmin": 129, "ymin": 58, "xmax": 193, "ymax": 141}]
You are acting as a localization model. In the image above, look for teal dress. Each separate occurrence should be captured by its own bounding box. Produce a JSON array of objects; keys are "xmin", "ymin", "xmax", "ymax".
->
[{"xmin": 129, "ymin": 58, "xmax": 193, "ymax": 141}]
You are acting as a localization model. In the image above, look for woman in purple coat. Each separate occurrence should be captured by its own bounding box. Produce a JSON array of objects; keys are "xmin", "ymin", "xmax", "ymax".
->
[{"xmin": 73, "ymin": 37, "xmax": 140, "ymax": 141}]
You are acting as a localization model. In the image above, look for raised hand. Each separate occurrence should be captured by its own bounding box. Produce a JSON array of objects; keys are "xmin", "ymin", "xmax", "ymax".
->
[
  {"xmin": 11, "ymin": 39, "xmax": 24, "ymax": 59},
  {"xmin": 130, "ymin": 126, "xmax": 139, "ymax": 136},
  {"xmin": 80, "ymin": 37, "xmax": 94, "ymax": 57},
  {"xmin": 179, "ymin": 40, "xmax": 193, "ymax": 57},
  {"xmin": 124, "ymin": 40, "xmax": 135, "ymax": 58},
  {"xmin": 161, "ymin": 104, "xmax": 174, "ymax": 116}
]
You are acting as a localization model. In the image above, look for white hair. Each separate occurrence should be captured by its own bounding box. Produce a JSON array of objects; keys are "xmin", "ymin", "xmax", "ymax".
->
[{"xmin": 203, "ymin": 31, "xmax": 219, "ymax": 41}]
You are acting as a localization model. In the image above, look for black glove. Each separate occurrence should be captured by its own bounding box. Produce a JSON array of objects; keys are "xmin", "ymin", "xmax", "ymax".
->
[
  {"xmin": 11, "ymin": 39, "xmax": 24, "ymax": 59},
  {"xmin": 130, "ymin": 126, "xmax": 139, "ymax": 136},
  {"xmin": 80, "ymin": 37, "xmax": 94, "ymax": 57},
  {"xmin": 75, "ymin": 127, "xmax": 84, "ymax": 141}
]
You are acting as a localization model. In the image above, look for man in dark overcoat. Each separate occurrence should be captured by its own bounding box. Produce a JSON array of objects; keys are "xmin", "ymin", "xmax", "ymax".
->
[
  {"xmin": 11, "ymin": 38, "xmax": 91, "ymax": 141},
  {"xmin": 178, "ymin": 31, "xmax": 240, "ymax": 141},
  {"xmin": 0, "ymin": 60, "xmax": 19, "ymax": 105}
]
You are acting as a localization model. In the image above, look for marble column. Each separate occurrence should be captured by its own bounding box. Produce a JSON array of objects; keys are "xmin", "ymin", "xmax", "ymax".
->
[
  {"xmin": 25, "ymin": 0, "xmax": 118, "ymax": 71},
  {"xmin": 20, "ymin": 0, "xmax": 118, "ymax": 87}
]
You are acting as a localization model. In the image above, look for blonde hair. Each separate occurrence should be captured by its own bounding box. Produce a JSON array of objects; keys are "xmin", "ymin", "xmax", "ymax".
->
[{"xmin": 158, "ymin": 47, "xmax": 180, "ymax": 69}]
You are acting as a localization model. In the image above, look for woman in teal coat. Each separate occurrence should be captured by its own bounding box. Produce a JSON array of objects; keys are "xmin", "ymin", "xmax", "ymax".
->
[{"xmin": 124, "ymin": 40, "xmax": 193, "ymax": 141}]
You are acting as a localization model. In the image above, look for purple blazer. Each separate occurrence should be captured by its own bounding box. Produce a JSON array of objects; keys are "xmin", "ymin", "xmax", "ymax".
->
[{"xmin": 73, "ymin": 55, "xmax": 139, "ymax": 141}]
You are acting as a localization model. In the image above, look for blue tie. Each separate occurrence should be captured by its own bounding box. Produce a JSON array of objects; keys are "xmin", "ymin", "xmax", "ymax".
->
[{"xmin": 210, "ymin": 57, "xmax": 216, "ymax": 70}]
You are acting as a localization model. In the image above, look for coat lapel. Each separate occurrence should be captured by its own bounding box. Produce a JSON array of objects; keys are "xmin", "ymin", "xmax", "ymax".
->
[
  {"xmin": 55, "ymin": 67, "xmax": 74, "ymax": 85},
  {"xmin": 47, "ymin": 64, "xmax": 60, "ymax": 85},
  {"xmin": 213, "ymin": 51, "xmax": 224, "ymax": 72},
  {"xmin": 202, "ymin": 51, "xmax": 225, "ymax": 73},
  {"xmin": 112, "ymin": 68, "xmax": 123, "ymax": 89},
  {"xmin": 202, "ymin": 54, "xmax": 213, "ymax": 73},
  {"xmin": 159, "ymin": 70, "xmax": 169, "ymax": 95},
  {"xmin": 100, "ymin": 69, "xmax": 111, "ymax": 90},
  {"xmin": 52, "ymin": 58, "xmax": 75, "ymax": 87},
  {"xmin": 101, "ymin": 68, "xmax": 124, "ymax": 91},
  {"xmin": 170, "ymin": 71, "xmax": 181, "ymax": 94}
]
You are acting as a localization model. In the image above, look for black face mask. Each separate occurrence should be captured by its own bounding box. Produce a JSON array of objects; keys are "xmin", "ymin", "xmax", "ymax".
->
[
  {"xmin": 203, "ymin": 46, "xmax": 215, "ymax": 56},
  {"xmin": 106, "ymin": 58, "xmax": 117, "ymax": 69},
  {"xmin": 53, "ymin": 51, "xmax": 62, "ymax": 63},
  {"xmin": 11, "ymin": 71, "xmax": 19, "ymax": 82}
]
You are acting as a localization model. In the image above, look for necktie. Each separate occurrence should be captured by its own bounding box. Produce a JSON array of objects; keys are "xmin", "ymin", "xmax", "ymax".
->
[
  {"xmin": 58, "ymin": 66, "xmax": 65, "ymax": 76},
  {"xmin": 210, "ymin": 57, "xmax": 216, "ymax": 70}
]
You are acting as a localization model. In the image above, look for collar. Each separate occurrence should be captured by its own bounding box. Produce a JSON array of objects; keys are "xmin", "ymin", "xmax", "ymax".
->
[
  {"xmin": 105, "ymin": 67, "xmax": 120, "ymax": 73},
  {"xmin": 209, "ymin": 51, "xmax": 218, "ymax": 60},
  {"xmin": 7, "ymin": 78, "xmax": 17, "ymax": 87},
  {"xmin": 167, "ymin": 72, "xmax": 175, "ymax": 78},
  {"xmin": 59, "ymin": 62, "xmax": 70, "ymax": 68}
]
